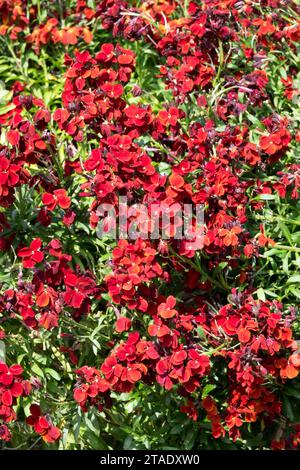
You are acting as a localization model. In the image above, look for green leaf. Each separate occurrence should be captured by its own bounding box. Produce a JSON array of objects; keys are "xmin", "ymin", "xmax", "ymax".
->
[
  {"xmin": 31, "ymin": 363, "xmax": 44, "ymax": 378},
  {"xmin": 288, "ymin": 287, "xmax": 300, "ymax": 299},
  {"xmin": 218, "ymin": 261, "xmax": 228, "ymax": 269},
  {"xmin": 282, "ymin": 252, "xmax": 290, "ymax": 274},
  {"xmin": 45, "ymin": 368, "xmax": 61, "ymax": 381},
  {"xmin": 247, "ymin": 114, "xmax": 265, "ymax": 128},
  {"xmin": 77, "ymin": 222, "xmax": 90, "ymax": 235},
  {"xmin": 283, "ymin": 396, "xmax": 294, "ymax": 421},
  {"xmin": 287, "ymin": 275, "xmax": 300, "ymax": 284},
  {"xmin": 263, "ymin": 290, "xmax": 279, "ymax": 298},
  {"xmin": 158, "ymin": 162, "xmax": 171, "ymax": 175},
  {"xmin": 279, "ymin": 221, "xmax": 293, "ymax": 245},
  {"xmin": 0, "ymin": 103, "xmax": 16, "ymax": 115},
  {"xmin": 183, "ymin": 428, "xmax": 196, "ymax": 450},
  {"xmin": 256, "ymin": 288, "xmax": 266, "ymax": 301},
  {"xmin": 202, "ymin": 384, "xmax": 217, "ymax": 399},
  {"xmin": 197, "ymin": 326, "xmax": 206, "ymax": 340},
  {"xmin": 257, "ymin": 194, "xmax": 276, "ymax": 201},
  {"xmin": 123, "ymin": 436, "xmax": 138, "ymax": 450},
  {"xmin": 0, "ymin": 89, "xmax": 12, "ymax": 103},
  {"xmin": 0, "ymin": 341, "xmax": 5, "ymax": 362},
  {"xmin": 284, "ymin": 386, "xmax": 300, "ymax": 400}
]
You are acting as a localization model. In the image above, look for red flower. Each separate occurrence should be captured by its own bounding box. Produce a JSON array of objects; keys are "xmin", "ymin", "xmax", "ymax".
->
[
  {"xmin": 0, "ymin": 361, "xmax": 30, "ymax": 436},
  {"xmin": 115, "ymin": 317, "xmax": 131, "ymax": 333},
  {"xmin": 42, "ymin": 189, "xmax": 71, "ymax": 211},
  {"xmin": 18, "ymin": 238, "xmax": 44, "ymax": 268},
  {"xmin": 6, "ymin": 130, "xmax": 20, "ymax": 146},
  {"xmin": 157, "ymin": 296, "xmax": 178, "ymax": 319},
  {"xmin": 0, "ymin": 155, "xmax": 21, "ymax": 200},
  {"xmin": 148, "ymin": 322, "xmax": 170, "ymax": 338},
  {"xmin": 0, "ymin": 424, "xmax": 11, "ymax": 442},
  {"xmin": 157, "ymin": 107, "xmax": 180, "ymax": 127},
  {"xmin": 101, "ymin": 83, "xmax": 123, "ymax": 98},
  {"xmin": 26, "ymin": 404, "xmax": 61, "ymax": 443},
  {"xmin": 156, "ymin": 358, "xmax": 173, "ymax": 390},
  {"xmin": 259, "ymin": 128, "xmax": 291, "ymax": 155},
  {"xmin": 35, "ymin": 284, "xmax": 56, "ymax": 308},
  {"xmin": 53, "ymin": 108, "xmax": 70, "ymax": 128},
  {"xmin": 166, "ymin": 173, "xmax": 185, "ymax": 198},
  {"xmin": 63, "ymin": 272, "xmax": 96, "ymax": 309},
  {"xmin": 219, "ymin": 226, "xmax": 243, "ymax": 246},
  {"xmin": 74, "ymin": 366, "xmax": 110, "ymax": 409},
  {"xmin": 170, "ymin": 349, "xmax": 187, "ymax": 366},
  {"xmin": 259, "ymin": 134, "xmax": 282, "ymax": 155}
]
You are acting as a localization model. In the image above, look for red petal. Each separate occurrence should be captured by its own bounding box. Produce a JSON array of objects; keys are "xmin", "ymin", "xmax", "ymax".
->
[
  {"xmin": 169, "ymin": 173, "xmax": 184, "ymax": 189},
  {"xmin": 74, "ymin": 388, "xmax": 87, "ymax": 403},
  {"xmin": 115, "ymin": 317, "xmax": 131, "ymax": 333},
  {"xmin": 29, "ymin": 404, "xmax": 41, "ymax": 417},
  {"xmin": 18, "ymin": 247, "xmax": 32, "ymax": 257},
  {"xmin": 72, "ymin": 291, "xmax": 85, "ymax": 308},
  {"xmin": 2, "ymin": 390, "xmax": 12, "ymax": 406},
  {"xmin": 166, "ymin": 295, "xmax": 176, "ymax": 309},
  {"xmin": 286, "ymin": 364, "xmax": 298, "ymax": 379},
  {"xmin": 30, "ymin": 238, "xmax": 42, "ymax": 251},
  {"xmin": 35, "ymin": 140, "xmax": 47, "ymax": 150},
  {"xmin": 36, "ymin": 291, "xmax": 50, "ymax": 307},
  {"xmin": 118, "ymin": 54, "xmax": 133, "ymax": 65},
  {"xmin": 171, "ymin": 350, "xmax": 187, "ymax": 365},
  {"xmin": 7, "ymin": 130, "xmax": 20, "ymax": 146},
  {"xmin": 127, "ymin": 368, "xmax": 142, "ymax": 383},
  {"xmin": 10, "ymin": 364, "xmax": 23, "ymax": 376},
  {"xmin": 10, "ymin": 381, "xmax": 23, "ymax": 397},
  {"xmin": 42, "ymin": 193, "xmax": 56, "ymax": 209},
  {"xmin": 38, "ymin": 416, "xmax": 50, "ymax": 430},
  {"xmin": 156, "ymin": 359, "xmax": 169, "ymax": 375},
  {"xmin": 32, "ymin": 251, "xmax": 44, "ymax": 263},
  {"xmin": 56, "ymin": 191, "xmax": 71, "ymax": 209},
  {"xmin": 64, "ymin": 273, "xmax": 78, "ymax": 286},
  {"xmin": 238, "ymin": 328, "xmax": 251, "ymax": 344}
]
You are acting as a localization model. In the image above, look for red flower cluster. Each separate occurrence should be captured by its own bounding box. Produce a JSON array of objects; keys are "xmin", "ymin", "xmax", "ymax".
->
[
  {"xmin": 0, "ymin": 240, "xmax": 100, "ymax": 329},
  {"xmin": 54, "ymin": 44, "xmax": 135, "ymax": 141},
  {"xmin": 18, "ymin": 238, "xmax": 44, "ymax": 268},
  {"xmin": 106, "ymin": 239, "xmax": 165, "ymax": 312},
  {"xmin": 202, "ymin": 396, "xmax": 225, "ymax": 439},
  {"xmin": 0, "ymin": 0, "xmax": 299, "ymax": 450},
  {"xmin": 42, "ymin": 189, "xmax": 71, "ymax": 211},
  {"xmin": 26, "ymin": 404, "xmax": 61, "ymax": 443},
  {"xmin": 75, "ymin": 290, "xmax": 300, "ymax": 443},
  {"xmin": 0, "ymin": 146, "xmax": 30, "ymax": 208},
  {"xmin": 0, "ymin": 0, "xmax": 28, "ymax": 39},
  {"xmin": 27, "ymin": 18, "xmax": 93, "ymax": 53},
  {"xmin": 0, "ymin": 362, "xmax": 31, "ymax": 442},
  {"xmin": 74, "ymin": 366, "xmax": 111, "ymax": 411}
]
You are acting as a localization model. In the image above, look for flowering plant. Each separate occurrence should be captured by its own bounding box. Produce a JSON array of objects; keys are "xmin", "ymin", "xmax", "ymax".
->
[{"xmin": 0, "ymin": 0, "xmax": 300, "ymax": 450}]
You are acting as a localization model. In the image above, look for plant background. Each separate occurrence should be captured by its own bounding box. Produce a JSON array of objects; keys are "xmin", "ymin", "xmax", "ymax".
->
[{"xmin": 0, "ymin": 0, "xmax": 299, "ymax": 450}]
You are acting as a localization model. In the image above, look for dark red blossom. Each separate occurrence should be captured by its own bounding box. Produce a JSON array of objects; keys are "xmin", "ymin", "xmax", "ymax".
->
[
  {"xmin": 18, "ymin": 238, "xmax": 44, "ymax": 268},
  {"xmin": 26, "ymin": 404, "xmax": 61, "ymax": 443},
  {"xmin": 42, "ymin": 189, "xmax": 71, "ymax": 211}
]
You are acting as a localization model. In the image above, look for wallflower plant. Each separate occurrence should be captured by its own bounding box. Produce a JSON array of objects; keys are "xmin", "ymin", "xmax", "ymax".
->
[{"xmin": 0, "ymin": 0, "xmax": 299, "ymax": 451}]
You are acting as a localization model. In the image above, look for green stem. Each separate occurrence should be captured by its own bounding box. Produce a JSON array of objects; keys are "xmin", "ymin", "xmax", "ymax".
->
[
  {"xmin": 168, "ymin": 245, "xmax": 229, "ymax": 291},
  {"xmin": 60, "ymin": 316, "xmax": 91, "ymax": 332},
  {"xmin": 212, "ymin": 38, "xmax": 224, "ymax": 88},
  {"xmin": 259, "ymin": 215, "xmax": 300, "ymax": 227},
  {"xmin": 272, "ymin": 245, "xmax": 300, "ymax": 253},
  {"xmin": 183, "ymin": 0, "xmax": 189, "ymax": 18},
  {"xmin": 37, "ymin": 0, "xmax": 41, "ymax": 20},
  {"xmin": 4, "ymin": 40, "xmax": 29, "ymax": 82}
]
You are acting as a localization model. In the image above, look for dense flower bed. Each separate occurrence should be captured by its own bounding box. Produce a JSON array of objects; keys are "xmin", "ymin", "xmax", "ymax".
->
[{"xmin": 0, "ymin": 0, "xmax": 299, "ymax": 450}]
